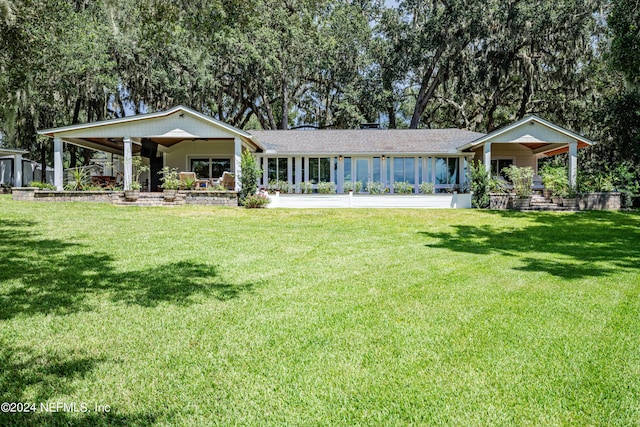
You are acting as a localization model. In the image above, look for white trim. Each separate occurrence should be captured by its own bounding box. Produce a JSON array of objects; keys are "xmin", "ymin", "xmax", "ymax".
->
[{"xmin": 459, "ymin": 114, "xmax": 595, "ymax": 151}]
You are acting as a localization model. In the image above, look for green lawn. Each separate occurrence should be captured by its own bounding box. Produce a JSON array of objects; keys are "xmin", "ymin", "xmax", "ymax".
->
[{"xmin": 1, "ymin": 195, "xmax": 639, "ymax": 426}]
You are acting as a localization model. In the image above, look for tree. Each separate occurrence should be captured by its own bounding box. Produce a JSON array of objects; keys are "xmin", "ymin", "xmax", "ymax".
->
[{"xmin": 240, "ymin": 149, "xmax": 262, "ymax": 204}]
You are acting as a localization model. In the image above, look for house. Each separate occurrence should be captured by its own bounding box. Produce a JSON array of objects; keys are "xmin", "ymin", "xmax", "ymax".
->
[{"xmin": 37, "ymin": 106, "xmax": 593, "ymax": 198}]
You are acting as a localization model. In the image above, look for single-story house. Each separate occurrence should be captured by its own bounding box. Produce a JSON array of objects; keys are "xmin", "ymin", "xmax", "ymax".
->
[{"xmin": 37, "ymin": 105, "xmax": 593, "ymax": 193}]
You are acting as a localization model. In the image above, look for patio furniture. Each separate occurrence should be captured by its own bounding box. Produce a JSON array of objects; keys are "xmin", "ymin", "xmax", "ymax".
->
[{"xmin": 221, "ymin": 172, "xmax": 235, "ymax": 190}]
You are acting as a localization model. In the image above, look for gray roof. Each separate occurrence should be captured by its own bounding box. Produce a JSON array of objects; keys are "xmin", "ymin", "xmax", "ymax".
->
[{"xmin": 248, "ymin": 129, "xmax": 486, "ymax": 155}]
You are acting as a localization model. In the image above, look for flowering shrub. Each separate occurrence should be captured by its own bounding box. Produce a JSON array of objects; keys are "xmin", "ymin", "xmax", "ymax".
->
[
  {"xmin": 366, "ymin": 181, "xmax": 388, "ymax": 194},
  {"xmin": 317, "ymin": 181, "xmax": 336, "ymax": 194},
  {"xmin": 393, "ymin": 181, "xmax": 414, "ymax": 194},
  {"xmin": 419, "ymin": 182, "xmax": 435, "ymax": 194},
  {"xmin": 243, "ymin": 192, "xmax": 271, "ymax": 208}
]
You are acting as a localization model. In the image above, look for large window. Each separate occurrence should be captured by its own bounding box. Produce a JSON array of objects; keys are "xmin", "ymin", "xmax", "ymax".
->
[
  {"xmin": 268, "ymin": 158, "xmax": 288, "ymax": 181},
  {"xmin": 435, "ymin": 157, "xmax": 459, "ymax": 185},
  {"xmin": 309, "ymin": 157, "xmax": 331, "ymax": 183},
  {"xmin": 491, "ymin": 159, "xmax": 513, "ymax": 179},
  {"xmin": 191, "ymin": 158, "xmax": 231, "ymax": 179},
  {"xmin": 393, "ymin": 157, "xmax": 416, "ymax": 184}
]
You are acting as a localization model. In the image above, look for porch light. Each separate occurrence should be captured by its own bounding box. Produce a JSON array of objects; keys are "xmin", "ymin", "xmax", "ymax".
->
[
  {"xmin": 339, "ymin": 155, "xmax": 343, "ymax": 161},
  {"xmin": 381, "ymin": 155, "xmax": 386, "ymax": 161}
]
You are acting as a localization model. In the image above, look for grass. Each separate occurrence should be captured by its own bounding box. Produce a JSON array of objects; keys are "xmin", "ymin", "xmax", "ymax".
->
[{"xmin": 0, "ymin": 195, "xmax": 639, "ymax": 426}]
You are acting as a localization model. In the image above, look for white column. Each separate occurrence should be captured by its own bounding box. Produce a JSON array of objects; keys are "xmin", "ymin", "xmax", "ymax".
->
[
  {"xmin": 294, "ymin": 156, "xmax": 302, "ymax": 192},
  {"xmin": 260, "ymin": 157, "xmax": 267, "ymax": 188},
  {"xmin": 287, "ymin": 156, "xmax": 293, "ymax": 187},
  {"xmin": 54, "ymin": 136, "xmax": 64, "ymax": 190},
  {"xmin": 483, "ymin": 142, "xmax": 492, "ymax": 174},
  {"xmin": 337, "ymin": 157, "xmax": 344, "ymax": 193},
  {"xmin": 459, "ymin": 157, "xmax": 466, "ymax": 189},
  {"xmin": 414, "ymin": 157, "xmax": 419, "ymax": 193},
  {"xmin": 381, "ymin": 156, "xmax": 387, "ymax": 187},
  {"xmin": 104, "ymin": 153, "xmax": 113, "ymax": 176},
  {"xmin": 14, "ymin": 153, "xmax": 23, "ymax": 187},
  {"xmin": 568, "ymin": 141, "xmax": 578, "ymax": 188},
  {"xmin": 234, "ymin": 138, "xmax": 242, "ymax": 191},
  {"xmin": 123, "ymin": 137, "xmax": 132, "ymax": 190}
]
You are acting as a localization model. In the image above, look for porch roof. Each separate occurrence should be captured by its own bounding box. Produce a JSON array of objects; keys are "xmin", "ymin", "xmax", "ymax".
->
[
  {"xmin": 0, "ymin": 148, "xmax": 29, "ymax": 156},
  {"xmin": 247, "ymin": 128, "xmax": 485, "ymax": 156},
  {"xmin": 458, "ymin": 115, "xmax": 594, "ymax": 155},
  {"xmin": 38, "ymin": 105, "xmax": 265, "ymax": 154}
]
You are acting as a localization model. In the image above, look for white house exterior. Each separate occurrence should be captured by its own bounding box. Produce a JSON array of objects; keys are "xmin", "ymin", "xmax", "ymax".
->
[{"xmin": 37, "ymin": 106, "xmax": 593, "ymax": 197}]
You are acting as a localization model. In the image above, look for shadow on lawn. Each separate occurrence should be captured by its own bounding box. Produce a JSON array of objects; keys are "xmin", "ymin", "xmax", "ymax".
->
[
  {"xmin": 0, "ymin": 344, "xmax": 158, "ymax": 427},
  {"xmin": 0, "ymin": 219, "xmax": 256, "ymax": 320},
  {"xmin": 419, "ymin": 210, "xmax": 640, "ymax": 279}
]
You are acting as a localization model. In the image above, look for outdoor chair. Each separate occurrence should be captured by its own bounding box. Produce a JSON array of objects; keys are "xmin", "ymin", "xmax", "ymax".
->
[{"xmin": 221, "ymin": 172, "xmax": 235, "ymax": 190}]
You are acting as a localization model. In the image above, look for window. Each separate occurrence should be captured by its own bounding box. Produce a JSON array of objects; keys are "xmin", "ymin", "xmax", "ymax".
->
[
  {"xmin": 190, "ymin": 158, "xmax": 231, "ymax": 179},
  {"xmin": 268, "ymin": 158, "xmax": 288, "ymax": 182},
  {"xmin": 372, "ymin": 157, "xmax": 380, "ymax": 182},
  {"xmin": 309, "ymin": 157, "xmax": 330, "ymax": 183},
  {"xmin": 435, "ymin": 158, "xmax": 459, "ymax": 185},
  {"xmin": 343, "ymin": 157, "xmax": 352, "ymax": 182},
  {"xmin": 491, "ymin": 159, "xmax": 513, "ymax": 178},
  {"xmin": 393, "ymin": 157, "xmax": 416, "ymax": 184}
]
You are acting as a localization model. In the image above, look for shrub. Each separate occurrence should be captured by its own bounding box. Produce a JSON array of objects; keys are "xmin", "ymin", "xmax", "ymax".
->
[
  {"xmin": 419, "ymin": 182, "xmax": 435, "ymax": 194},
  {"xmin": 366, "ymin": 181, "xmax": 388, "ymax": 194},
  {"xmin": 240, "ymin": 150, "xmax": 262, "ymax": 204},
  {"xmin": 503, "ymin": 165, "xmax": 534, "ymax": 198},
  {"xmin": 268, "ymin": 180, "xmax": 291, "ymax": 193},
  {"xmin": 343, "ymin": 181, "xmax": 364, "ymax": 193},
  {"xmin": 243, "ymin": 192, "xmax": 271, "ymax": 208},
  {"xmin": 158, "ymin": 167, "xmax": 180, "ymax": 190},
  {"xmin": 393, "ymin": 181, "xmax": 414, "ymax": 194},
  {"xmin": 299, "ymin": 181, "xmax": 313, "ymax": 194},
  {"xmin": 469, "ymin": 161, "xmax": 489, "ymax": 208},
  {"xmin": 28, "ymin": 181, "xmax": 56, "ymax": 190},
  {"xmin": 540, "ymin": 164, "xmax": 568, "ymax": 196},
  {"xmin": 317, "ymin": 181, "xmax": 336, "ymax": 194}
]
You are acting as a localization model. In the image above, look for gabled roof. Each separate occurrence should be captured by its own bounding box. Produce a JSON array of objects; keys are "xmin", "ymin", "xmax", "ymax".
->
[
  {"xmin": 38, "ymin": 105, "xmax": 264, "ymax": 152},
  {"xmin": 458, "ymin": 114, "xmax": 595, "ymax": 151},
  {"xmin": 248, "ymin": 128, "xmax": 485, "ymax": 155},
  {"xmin": 39, "ymin": 105, "xmax": 251, "ymax": 139}
]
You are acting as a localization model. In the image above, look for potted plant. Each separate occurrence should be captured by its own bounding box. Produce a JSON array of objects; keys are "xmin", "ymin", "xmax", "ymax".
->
[
  {"xmin": 503, "ymin": 165, "xmax": 534, "ymax": 209},
  {"xmin": 562, "ymin": 186, "xmax": 579, "ymax": 209},
  {"xmin": 540, "ymin": 164, "xmax": 568, "ymax": 203},
  {"xmin": 124, "ymin": 156, "xmax": 149, "ymax": 201},
  {"xmin": 158, "ymin": 166, "xmax": 181, "ymax": 201}
]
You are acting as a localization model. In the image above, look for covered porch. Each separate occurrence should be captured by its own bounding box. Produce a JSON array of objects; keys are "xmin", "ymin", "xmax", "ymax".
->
[
  {"xmin": 38, "ymin": 106, "xmax": 263, "ymax": 191},
  {"xmin": 458, "ymin": 115, "xmax": 594, "ymax": 187}
]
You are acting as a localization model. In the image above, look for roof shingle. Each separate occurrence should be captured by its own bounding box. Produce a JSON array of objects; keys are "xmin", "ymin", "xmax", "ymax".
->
[{"xmin": 248, "ymin": 129, "xmax": 486, "ymax": 155}]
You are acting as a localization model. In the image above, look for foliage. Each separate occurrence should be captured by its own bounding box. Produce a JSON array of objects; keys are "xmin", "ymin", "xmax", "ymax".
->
[
  {"xmin": 27, "ymin": 181, "xmax": 55, "ymax": 190},
  {"xmin": 158, "ymin": 167, "xmax": 180, "ymax": 190},
  {"xmin": 180, "ymin": 178, "xmax": 196, "ymax": 190},
  {"xmin": 130, "ymin": 156, "xmax": 149, "ymax": 191},
  {"xmin": 65, "ymin": 168, "xmax": 90, "ymax": 191},
  {"xmin": 469, "ymin": 161, "xmax": 490, "ymax": 208},
  {"xmin": 240, "ymin": 150, "xmax": 261, "ymax": 204},
  {"xmin": 393, "ymin": 181, "xmax": 414, "ymax": 194},
  {"xmin": 343, "ymin": 181, "xmax": 364, "ymax": 193},
  {"xmin": 540, "ymin": 164, "xmax": 569, "ymax": 197},
  {"xmin": 243, "ymin": 192, "xmax": 271, "ymax": 209},
  {"xmin": 503, "ymin": 165, "xmax": 534, "ymax": 198},
  {"xmin": 317, "ymin": 181, "xmax": 336, "ymax": 194},
  {"xmin": 298, "ymin": 181, "xmax": 313, "ymax": 194},
  {"xmin": 609, "ymin": 0, "xmax": 640, "ymax": 86},
  {"xmin": 268, "ymin": 180, "xmax": 291, "ymax": 194},
  {"xmin": 366, "ymin": 181, "xmax": 388, "ymax": 195},
  {"xmin": 419, "ymin": 182, "xmax": 435, "ymax": 195}
]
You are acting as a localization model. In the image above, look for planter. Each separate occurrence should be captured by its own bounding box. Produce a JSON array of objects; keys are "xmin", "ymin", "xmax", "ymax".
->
[
  {"xmin": 124, "ymin": 189, "xmax": 140, "ymax": 201},
  {"xmin": 562, "ymin": 197, "xmax": 578, "ymax": 209},
  {"xmin": 542, "ymin": 189, "xmax": 553, "ymax": 198},
  {"xmin": 513, "ymin": 197, "xmax": 531, "ymax": 210},
  {"xmin": 551, "ymin": 196, "xmax": 562, "ymax": 205},
  {"xmin": 163, "ymin": 189, "xmax": 178, "ymax": 201}
]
